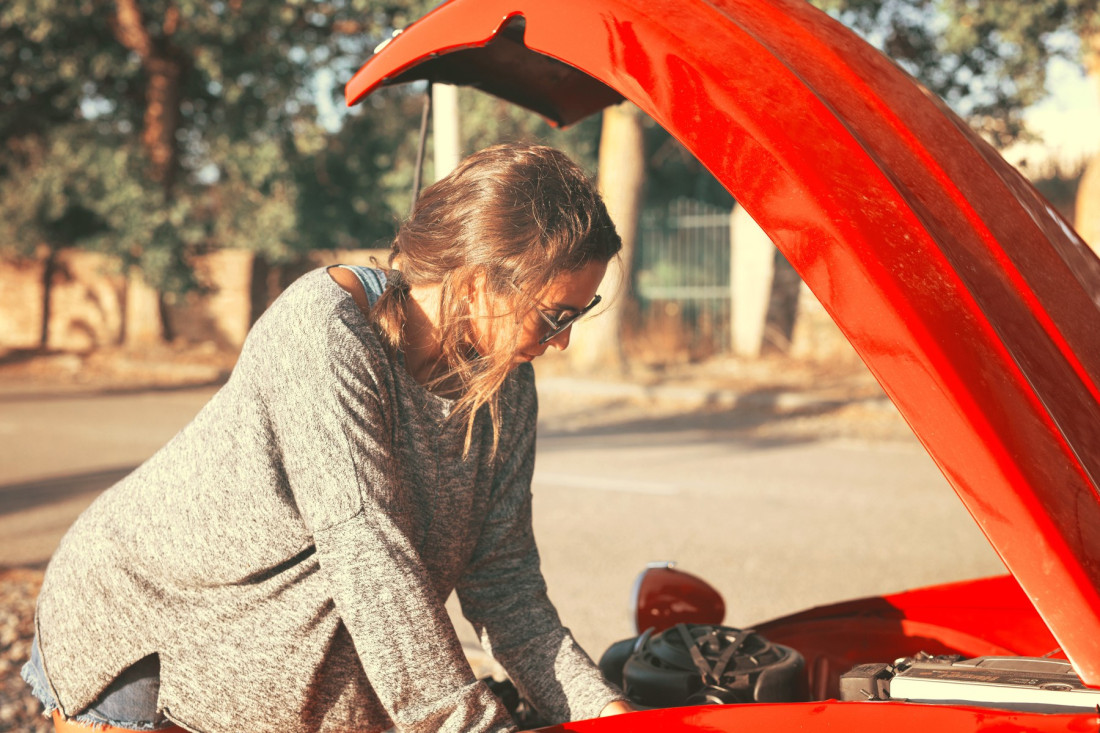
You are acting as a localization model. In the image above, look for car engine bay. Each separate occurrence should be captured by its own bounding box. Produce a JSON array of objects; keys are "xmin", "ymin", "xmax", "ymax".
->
[{"xmin": 599, "ymin": 622, "xmax": 1100, "ymax": 714}]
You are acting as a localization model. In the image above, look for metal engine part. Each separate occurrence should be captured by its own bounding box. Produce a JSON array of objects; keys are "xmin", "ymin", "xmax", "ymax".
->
[
  {"xmin": 840, "ymin": 652, "xmax": 1100, "ymax": 713},
  {"xmin": 601, "ymin": 623, "xmax": 804, "ymax": 708}
]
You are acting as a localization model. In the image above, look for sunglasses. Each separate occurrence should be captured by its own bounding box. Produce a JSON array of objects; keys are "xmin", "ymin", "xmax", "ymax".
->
[{"xmin": 532, "ymin": 294, "xmax": 602, "ymax": 344}]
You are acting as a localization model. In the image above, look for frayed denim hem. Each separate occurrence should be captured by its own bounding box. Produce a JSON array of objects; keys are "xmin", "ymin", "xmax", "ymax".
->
[
  {"xmin": 22, "ymin": 633, "xmax": 175, "ymax": 731},
  {"xmin": 21, "ymin": 654, "xmax": 60, "ymax": 720}
]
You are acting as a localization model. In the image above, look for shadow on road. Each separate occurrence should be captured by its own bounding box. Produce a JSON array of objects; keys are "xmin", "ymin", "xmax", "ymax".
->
[
  {"xmin": 539, "ymin": 385, "xmax": 878, "ymax": 450},
  {"xmin": 0, "ymin": 466, "xmax": 135, "ymax": 516},
  {"xmin": 0, "ymin": 346, "xmax": 231, "ymax": 403},
  {"xmin": 0, "ymin": 379, "xmax": 227, "ymax": 404}
]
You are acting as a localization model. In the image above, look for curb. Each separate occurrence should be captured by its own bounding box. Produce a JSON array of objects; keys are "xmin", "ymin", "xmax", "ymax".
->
[{"xmin": 536, "ymin": 376, "xmax": 892, "ymax": 413}]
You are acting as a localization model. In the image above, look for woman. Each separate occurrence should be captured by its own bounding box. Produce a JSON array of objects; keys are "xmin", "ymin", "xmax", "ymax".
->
[{"xmin": 24, "ymin": 143, "xmax": 634, "ymax": 732}]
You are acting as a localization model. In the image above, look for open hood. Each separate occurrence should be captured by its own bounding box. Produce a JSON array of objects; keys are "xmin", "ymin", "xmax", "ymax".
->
[{"xmin": 346, "ymin": 0, "xmax": 1100, "ymax": 684}]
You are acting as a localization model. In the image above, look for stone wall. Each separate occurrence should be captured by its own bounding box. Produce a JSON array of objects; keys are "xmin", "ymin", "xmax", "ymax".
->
[
  {"xmin": 0, "ymin": 258, "xmax": 47, "ymax": 349},
  {"xmin": 1, "ymin": 245, "xmax": 858, "ymax": 363},
  {"xmin": 167, "ymin": 249, "xmax": 257, "ymax": 348},
  {"xmin": 0, "ymin": 252, "xmax": 126, "ymax": 352},
  {"xmin": 0, "ymin": 249, "xmax": 390, "ymax": 353}
]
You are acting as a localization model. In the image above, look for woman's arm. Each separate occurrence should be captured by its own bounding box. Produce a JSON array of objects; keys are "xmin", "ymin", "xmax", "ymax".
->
[
  {"xmin": 455, "ymin": 376, "xmax": 626, "ymax": 724},
  {"xmin": 265, "ymin": 295, "xmax": 516, "ymax": 733}
]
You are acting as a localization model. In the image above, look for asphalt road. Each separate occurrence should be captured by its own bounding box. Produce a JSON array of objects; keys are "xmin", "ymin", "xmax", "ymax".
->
[{"xmin": 0, "ymin": 379, "xmax": 1003, "ymax": 665}]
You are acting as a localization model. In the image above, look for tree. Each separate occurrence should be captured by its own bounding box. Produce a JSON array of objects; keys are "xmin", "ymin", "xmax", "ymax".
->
[
  {"xmin": 813, "ymin": 0, "xmax": 1100, "ymax": 250},
  {"xmin": 457, "ymin": 87, "xmax": 603, "ymax": 172},
  {"xmin": 0, "ymin": 0, "xmax": 434, "ymax": 345},
  {"xmin": 0, "ymin": 1, "xmax": 132, "ymax": 347}
]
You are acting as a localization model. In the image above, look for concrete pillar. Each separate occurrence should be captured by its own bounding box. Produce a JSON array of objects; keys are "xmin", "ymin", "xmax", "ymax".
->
[
  {"xmin": 729, "ymin": 203, "xmax": 775, "ymax": 358},
  {"xmin": 432, "ymin": 83, "xmax": 461, "ymax": 181},
  {"xmin": 1076, "ymin": 153, "xmax": 1100, "ymax": 257},
  {"xmin": 569, "ymin": 102, "xmax": 645, "ymax": 374},
  {"xmin": 124, "ymin": 268, "xmax": 163, "ymax": 345}
]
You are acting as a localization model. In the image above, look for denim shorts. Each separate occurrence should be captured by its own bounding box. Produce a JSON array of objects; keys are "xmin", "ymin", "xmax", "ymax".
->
[{"xmin": 22, "ymin": 633, "xmax": 176, "ymax": 731}]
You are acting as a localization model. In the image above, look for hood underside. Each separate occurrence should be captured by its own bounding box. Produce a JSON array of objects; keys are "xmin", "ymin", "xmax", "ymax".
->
[{"xmin": 349, "ymin": 15, "xmax": 623, "ymax": 126}]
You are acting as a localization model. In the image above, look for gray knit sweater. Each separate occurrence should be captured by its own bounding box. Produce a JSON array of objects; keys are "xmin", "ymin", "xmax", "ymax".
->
[{"xmin": 35, "ymin": 268, "xmax": 621, "ymax": 732}]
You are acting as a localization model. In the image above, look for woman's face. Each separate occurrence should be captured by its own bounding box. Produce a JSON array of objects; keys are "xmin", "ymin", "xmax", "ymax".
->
[{"xmin": 469, "ymin": 259, "xmax": 609, "ymax": 364}]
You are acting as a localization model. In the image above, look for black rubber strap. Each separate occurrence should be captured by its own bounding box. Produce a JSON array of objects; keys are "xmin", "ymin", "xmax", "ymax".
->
[
  {"xmin": 676, "ymin": 624, "xmax": 717, "ymax": 683},
  {"xmin": 710, "ymin": 628, "xmax": 753, "ymax": 679}
]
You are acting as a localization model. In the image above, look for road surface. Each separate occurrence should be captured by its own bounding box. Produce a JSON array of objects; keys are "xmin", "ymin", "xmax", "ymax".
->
[{"xmin": 0, "ymin": 378, "xmax": 1003, "ymax": 664}]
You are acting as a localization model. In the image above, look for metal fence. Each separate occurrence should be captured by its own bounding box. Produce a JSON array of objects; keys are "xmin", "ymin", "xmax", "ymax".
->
[{"xmin": 632, "ymin": 198, "xmax": 731, "ymax": 358}]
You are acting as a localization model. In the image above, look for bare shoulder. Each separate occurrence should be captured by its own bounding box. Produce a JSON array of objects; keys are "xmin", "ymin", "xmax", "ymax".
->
[{"xmin": 326, "ymin": 265, "xmax": 371, "ymax": 315}]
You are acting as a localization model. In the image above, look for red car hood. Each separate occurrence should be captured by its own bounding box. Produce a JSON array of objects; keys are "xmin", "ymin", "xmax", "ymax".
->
[{"xmin": 346, "ymin": 0, "xmax": 1100, "ymax": 684}]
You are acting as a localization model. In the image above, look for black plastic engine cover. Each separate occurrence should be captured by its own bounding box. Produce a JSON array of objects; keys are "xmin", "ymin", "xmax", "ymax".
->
[{"xmin": 602, "ymin": 624, "xmax": 805, "ymax": 708}]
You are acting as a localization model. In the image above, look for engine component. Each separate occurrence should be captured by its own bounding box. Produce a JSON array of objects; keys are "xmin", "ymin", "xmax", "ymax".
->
[
  {"xmin": 838, "ymin": 661, "xmax": 893, "ymax": 702},
  {"xmin": 630, "ymin": 562, "xmax": 726, "ymax": 634},
  {"xmin": 839, "ymin": 652, "xmax": 1100, "ymax": 713},
  {"xmin": 603, "ymin": 623, "xmax": 804, "ymax": 708}
]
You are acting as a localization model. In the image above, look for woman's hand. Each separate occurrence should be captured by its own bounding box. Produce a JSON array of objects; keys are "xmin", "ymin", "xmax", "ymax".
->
[
  {"xmin": 599, "ymin": 700, "xmax": 639, "ymax": 717},
  {"xmin": 518, "ymin": 700, "xmax": 638, "ymax": 730}
]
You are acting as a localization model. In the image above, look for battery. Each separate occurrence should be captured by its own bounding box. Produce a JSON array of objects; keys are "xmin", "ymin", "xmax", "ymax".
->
[{"xmin": 889, "ymin": 656, "xmax": 1100, "ymax": 713}]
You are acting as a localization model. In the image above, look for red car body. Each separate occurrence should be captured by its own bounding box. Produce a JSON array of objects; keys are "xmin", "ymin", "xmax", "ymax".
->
[{"xmin": 345, "ymin": 0, "xmax": 1100, "ymax": 730}]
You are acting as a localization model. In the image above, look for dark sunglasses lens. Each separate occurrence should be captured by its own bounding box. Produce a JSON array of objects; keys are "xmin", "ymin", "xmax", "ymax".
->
[
  {"xmin": 536, "ymin": 295, "xmax": 600, "ymax": 344},
  {"xmin": 539, "ymin": 319, "xmax": 572, "ymax": 345}
]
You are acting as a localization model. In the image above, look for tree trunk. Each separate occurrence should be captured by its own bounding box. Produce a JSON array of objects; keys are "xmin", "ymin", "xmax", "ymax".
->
[
  {"xmin": 729, "ymin": 204, "xmax": 773, "ymax": 358},
  {"xmin": 39, "ymin": 246, "xmax": 57, "ymax": 349},
  {"xmin": 113, "ymin": 0, "xmax": 185, "ymax": 346},
  {"xmin": 158, "ymin": 292, "xmax": 175, "ymax": 343},
  {"xmin": 114, "ymin": 0, "xmax": 184, "ymax": 190},
  {"xmin": 250, "ymin": 254, "xmax": 271, "ymax": 327},
  {"xmin": 568, "ymin": 102, "xmax": 646, "ymax": 374},
  {"xmin": 143, "ymin": 53, "xmax": 185, "ymax": 191}
]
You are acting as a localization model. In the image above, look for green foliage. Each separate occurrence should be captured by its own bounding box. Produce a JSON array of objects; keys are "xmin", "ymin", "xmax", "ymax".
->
[
  {"xmin": 0, "ymin": 125, "xmax": 207, "ymax": 291},
  {"xmin": 458, "ymin": 87, "xmax": 727, "ymax": 214},
  {"xmin": 0, "ymin": 0, "xmax": 134, "ymax": 143},
  {"xmin": 202, "ymin": 136, "xmax": 300, "ymax": 264},
  {"xmin": 289, "ymin": 88, "xmax": 431, "ymax": 253},
  {"xmin": 643, "ymin": 120, "xmax": 734, "ymax": 210},
  {"xmin": 0, "ymin": 0, "xmax": 431, "ymax": 294},
  {"xmin": 812, "ymin": 0, "xmax": 1100, "ymax": 145},
  {"xmin": 3, "ymin": 0, "xmax": 1094, "ymax": 302},
  {"xmin": 458, "ymin": 87, "xmax": 602, "ymax": 174}
]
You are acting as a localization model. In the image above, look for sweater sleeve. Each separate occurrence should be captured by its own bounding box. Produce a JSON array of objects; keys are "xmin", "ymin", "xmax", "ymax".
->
[
  {"xmin": 261, "ymin": 301, "xmax": 517, "ymax": 733},
  {"xmin": 455, "ymin": 379, "xmax": 626, "ymax": 724}
]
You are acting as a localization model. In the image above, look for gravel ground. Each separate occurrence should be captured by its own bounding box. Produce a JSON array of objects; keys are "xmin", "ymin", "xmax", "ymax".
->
[
  {"xmin": 1, "ymin": 569, "xmax": 50, "ymax": 732},
  {"xmin": 0, "ymin": 347, "xmax": 905, "ymax": 731}
]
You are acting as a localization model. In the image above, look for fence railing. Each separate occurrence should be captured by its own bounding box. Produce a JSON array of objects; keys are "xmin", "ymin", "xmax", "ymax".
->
[{"xmin": 633, "ymin": 198, "xmax": 732, "ymax": 358}]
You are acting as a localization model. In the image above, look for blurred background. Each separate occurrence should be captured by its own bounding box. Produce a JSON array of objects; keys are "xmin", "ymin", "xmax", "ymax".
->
[
  {"xmin": 1, "ymin": 0, "xmax": 1099, "ymax": 730},
  {"xmin": 1, "ymin": 0, "xmax": 1097, "ymax": 371}
]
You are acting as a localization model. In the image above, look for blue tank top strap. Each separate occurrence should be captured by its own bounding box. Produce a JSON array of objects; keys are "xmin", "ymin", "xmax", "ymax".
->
[{"xmin": 335, "ymin": 264, "xmax": 388, "ymax": 306}]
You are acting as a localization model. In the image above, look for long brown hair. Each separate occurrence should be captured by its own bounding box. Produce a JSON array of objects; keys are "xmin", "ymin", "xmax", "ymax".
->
[{"xmin": 369, "ymin": 142, "xmax": 622, "ymax": 454}]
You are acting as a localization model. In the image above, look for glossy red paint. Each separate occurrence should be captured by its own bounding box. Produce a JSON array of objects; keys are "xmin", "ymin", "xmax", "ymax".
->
[
  {"xmin": 759, "ymin": 575, "xmax": 1059, "ymax": 657},
  {"xmin": 632, "ymin": 566, "xmax": 725, "ymax": 634},
  {"xmin": 346, "ymin": 12, "xmax": 621, "ymax": 126},
  {"xmin": 536, "ymin": 701, "xmax": 1100, "ymax": 733},
  {"xmin": 345, "ymin": 0, "xmax": 1100, "ymax": 685},
  {"xmin": 755, "ymin": 574, "xmax": 1061, "ymax": 699}
]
